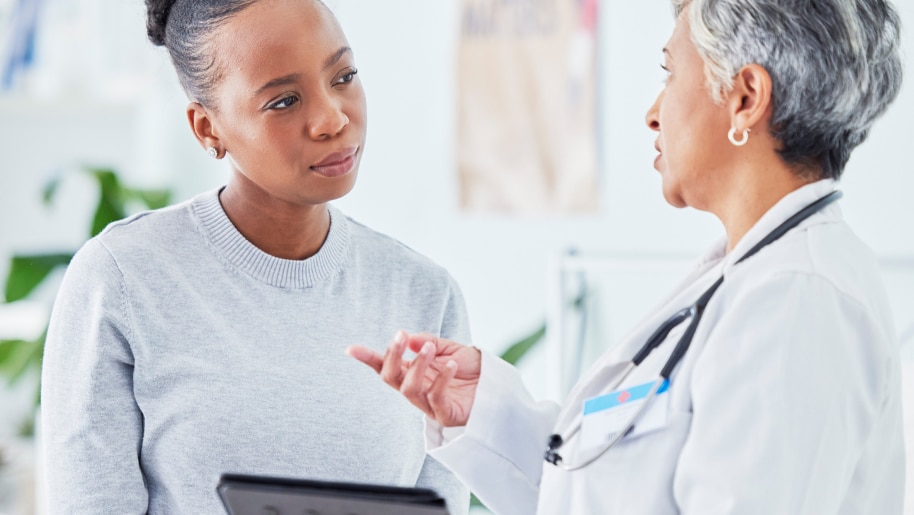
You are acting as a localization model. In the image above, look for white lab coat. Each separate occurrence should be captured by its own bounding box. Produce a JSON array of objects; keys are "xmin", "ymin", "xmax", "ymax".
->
[{"xmin": 426, "ymin": 179, "xmax": 905, "ymax": 514}]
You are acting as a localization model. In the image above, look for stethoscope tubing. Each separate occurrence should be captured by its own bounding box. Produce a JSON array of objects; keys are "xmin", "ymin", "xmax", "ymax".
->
[{"xmin": 544, "ymin": 190, "xmax": 843, "ymax": 471}]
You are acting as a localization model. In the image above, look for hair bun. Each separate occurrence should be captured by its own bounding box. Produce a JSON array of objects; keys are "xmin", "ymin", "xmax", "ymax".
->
[{"xmin": 145, "ymin": 0, "xmax": 177, "ymax": 46}]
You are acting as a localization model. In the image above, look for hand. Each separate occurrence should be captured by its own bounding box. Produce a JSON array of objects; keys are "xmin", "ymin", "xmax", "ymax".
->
[{"xmin": 347, "ymin": 331, "xmax": 481, "ymax": 427}]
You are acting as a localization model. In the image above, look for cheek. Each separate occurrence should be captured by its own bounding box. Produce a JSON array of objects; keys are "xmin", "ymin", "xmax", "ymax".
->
[{"xmin": 347, "ymin": 84, "xmax": 368, "ymax": 132}]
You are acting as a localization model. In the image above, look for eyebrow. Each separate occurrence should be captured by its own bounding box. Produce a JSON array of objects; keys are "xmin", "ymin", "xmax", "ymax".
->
[
  {"xmin": 252, "ymin": 47, "xmax": 352, "ymax": 98},
  {"xmin": 324, "ymin": 46, "xmax": 351, "ymax": 70},
  {"xmin": 253, "ymin": 73, "xmax": 302, "ymax": 97}
]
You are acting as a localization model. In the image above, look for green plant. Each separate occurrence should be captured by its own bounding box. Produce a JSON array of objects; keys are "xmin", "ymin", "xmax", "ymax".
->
[{"xmin": 0, "ymin": 167, "xmax": 170, "ymax": 436}]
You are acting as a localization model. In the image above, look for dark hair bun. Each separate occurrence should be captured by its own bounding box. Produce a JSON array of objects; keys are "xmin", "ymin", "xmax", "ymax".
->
[{"xmin": 145, "ymin": 0, "xmax": 177, "ymax": 46}]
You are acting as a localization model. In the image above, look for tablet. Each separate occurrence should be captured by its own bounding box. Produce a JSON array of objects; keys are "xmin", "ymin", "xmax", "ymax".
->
[{"xmin": 217, "ymin": 473, "xmax": 451, "ymax": 515}]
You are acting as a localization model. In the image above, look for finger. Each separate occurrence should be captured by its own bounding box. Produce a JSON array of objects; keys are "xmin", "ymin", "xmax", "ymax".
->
[
  {"xmin": 399, "ymin": 341, "xmax": 436, "ymax": 416},
  {"xmin": 403, "ymin": 332, "xmax": 440, "ymax": 354},
  {"xmin": 427, "ymin": 360, "xmax": 459, "ymax": 423},
  {"xmin": 345, "ymin": 345, "xmax": 383, "ymax": 373},
  {"xmin": 379, "ymin": 331, "xmax": 408, "ymax": 388}
]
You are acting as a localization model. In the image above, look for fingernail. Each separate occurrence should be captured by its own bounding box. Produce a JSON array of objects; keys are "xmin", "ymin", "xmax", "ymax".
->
[
  {"xmin": 393, "ymin": 330, "xmax": 406, "ymax": 344},
  {"xmin": 446, "ymin": 360, "xmax": 457, "ymax": 370},
  {"xmin": 421, "ymin": 342, "xmax": 434, "ymax": 355}
]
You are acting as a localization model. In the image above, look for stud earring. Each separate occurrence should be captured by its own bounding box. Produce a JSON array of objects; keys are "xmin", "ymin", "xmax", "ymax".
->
[
  {"xmin": 728, "ymin": 127, "xmax": 750, "ymax": 147},
  {"xmin": 207, "ymin": 147, "xmax": 219, "ymax": 158}
]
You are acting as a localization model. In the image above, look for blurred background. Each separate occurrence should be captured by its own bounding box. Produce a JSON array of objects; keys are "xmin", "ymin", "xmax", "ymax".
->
[{"xmin": 1, "ymin": 0, "xmax": 912, "ymax": 513}]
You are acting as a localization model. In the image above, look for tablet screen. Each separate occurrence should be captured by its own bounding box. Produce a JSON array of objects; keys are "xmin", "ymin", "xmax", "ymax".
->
[{"xmin": 217, "ymin": 473, "xmax": 450, "ymax": 515}]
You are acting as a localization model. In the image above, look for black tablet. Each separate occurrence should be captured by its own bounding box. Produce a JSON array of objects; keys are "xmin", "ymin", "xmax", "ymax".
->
[{"xmin": 217, "ymin": 473, "xmax": 451, "ymax": 515}]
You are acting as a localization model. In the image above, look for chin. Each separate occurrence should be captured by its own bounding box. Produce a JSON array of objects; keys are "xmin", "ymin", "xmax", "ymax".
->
[
  {"xmin": 319, "ymin": 173, "xmax": 359, "ymax": 202},
  {"xmin": 660, "ymin": 182, "xmax": 688, "ymax": 209}
]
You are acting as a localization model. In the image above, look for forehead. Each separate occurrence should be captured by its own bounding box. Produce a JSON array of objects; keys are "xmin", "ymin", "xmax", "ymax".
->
[
  {"xmin": 212, "ymin": 0, "xmax": 347, "ymax": 87},
  {"xmin": 666, "ymin": 9, "xmax": 692, "ymax": 55}
]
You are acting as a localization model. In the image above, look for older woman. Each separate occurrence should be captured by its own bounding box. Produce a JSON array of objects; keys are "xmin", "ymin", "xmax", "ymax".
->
[{"xmin": 349, "ymin": 0, "xmax": 905, "ymax": 513}]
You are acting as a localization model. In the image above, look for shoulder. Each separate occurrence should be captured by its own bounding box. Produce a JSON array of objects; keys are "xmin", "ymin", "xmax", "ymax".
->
[
  {"xmin": 336, "ymin": 207, "xmax": 456, "ymax": 288},
  {"xmin": 88, "ymin": 194, "xmax": 200, "ymax": 259},
  {"xmin": 98, "ymin": 196, "xmax": 196, "ymax": 243},
  {"xmin": 712, "ymin": 216, "xmax": 896, "ymax": 357},
  {"xmin": 727, "ymin": 215, "xmax": 887, "ymax": 316}
]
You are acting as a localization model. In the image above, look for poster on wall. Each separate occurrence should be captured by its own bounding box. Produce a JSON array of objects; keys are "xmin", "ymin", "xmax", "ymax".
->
[{"xmin": 457, "ymin": 0, "xmax": 600, "ymax": 214}]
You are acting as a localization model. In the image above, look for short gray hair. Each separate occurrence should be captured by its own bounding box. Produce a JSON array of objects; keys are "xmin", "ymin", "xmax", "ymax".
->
[{"xmin": 672, "ymin": 0, "xmax": 904, "ymax": 179}]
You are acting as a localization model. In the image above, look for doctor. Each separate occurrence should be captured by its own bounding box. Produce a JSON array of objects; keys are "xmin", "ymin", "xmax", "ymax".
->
[{"xmin": 348, "ymin": 0, "xmax": 906, "ymax": 513}]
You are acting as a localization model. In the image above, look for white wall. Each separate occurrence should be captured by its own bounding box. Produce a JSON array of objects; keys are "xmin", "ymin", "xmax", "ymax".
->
[
  {"xmin": 328, "ymin": 0, "xmax": 914, "ymax": 400},
  {"xmin": 1, "ymin": 0, "xmax": 913, "ymax": 415}
]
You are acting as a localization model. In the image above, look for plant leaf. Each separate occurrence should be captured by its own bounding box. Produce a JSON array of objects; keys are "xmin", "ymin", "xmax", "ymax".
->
[
  {"xmin": 126, "ymin": 188, "xmax": 171, "ymax": 210},
  {"xmin": 0, "ymin": 336, "xmax": 42, "ymax": 385},
  {"xmin": 42, "ymin": 174, "xmax": 63, "ymax": 205},
  {"xmin": 91, "ymin": 194, "xmax": 124, "ymax": 237},
  {"xmin": 88, "ymin": 168, "xmax": 127, "ymax": 237},
  {"xmin": 0, "ymin": 339, "xmax": 21, "ymax": 365},
  {"xmin": 3, "ymin": 253, "xmax": 74, "ymax": 302},
  {"xmin": 500, "ymin": 322, "xmax": 546, "ymax": 366}
]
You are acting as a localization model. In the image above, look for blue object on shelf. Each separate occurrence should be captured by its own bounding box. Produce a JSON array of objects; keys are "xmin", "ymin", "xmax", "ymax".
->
[{"xmin": 2, "ymin": 0, "xmax": 43, "ymax": 91}]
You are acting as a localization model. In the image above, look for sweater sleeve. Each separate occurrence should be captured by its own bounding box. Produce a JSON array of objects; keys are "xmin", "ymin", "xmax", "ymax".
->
[
  {"xmin": 414, "ymin": 275, "xmax": 472, "ymax": 514},
  {"xmin": 41, "ymin": 238, "xmax": 148, "ymax": 513}
]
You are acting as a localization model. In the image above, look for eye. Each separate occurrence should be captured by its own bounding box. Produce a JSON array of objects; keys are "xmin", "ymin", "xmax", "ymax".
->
[
  {"xmin": 660, "ymin": 64, "xmax": 671, "ymax": 84},
  {"xmin": 333, "ymin": 67, "xmax": 358, "ymax": 86},
  {"xmin": 268, "ymin": 95, "xmax": 299, "ymax": 110}
]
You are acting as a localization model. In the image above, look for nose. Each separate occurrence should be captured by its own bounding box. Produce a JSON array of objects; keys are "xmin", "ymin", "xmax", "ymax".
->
[
  {"xmin": 307, "ymin": 95, "xmax": 349, "ymax": 140},
  {"xmin": 645, "ymin": 89, "xmax": 663, "ymax": 132}
]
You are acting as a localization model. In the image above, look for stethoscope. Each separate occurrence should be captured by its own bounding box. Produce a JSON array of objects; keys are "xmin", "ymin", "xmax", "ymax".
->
[{"xmin": 544, "ymin": 190, "xmax": 843, "ymax": 471}]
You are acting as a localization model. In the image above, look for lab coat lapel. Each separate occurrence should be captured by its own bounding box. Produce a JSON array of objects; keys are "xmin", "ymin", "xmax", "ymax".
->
[{"xmin": 551, "ymin": 247, "xmax": 727, "ymax": 433}]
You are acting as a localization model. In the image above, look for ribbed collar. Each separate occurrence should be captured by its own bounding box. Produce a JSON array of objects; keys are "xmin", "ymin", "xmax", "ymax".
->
[{"xmin": 192, "ymin": 188, "xmax": 350, "ymax": 289}]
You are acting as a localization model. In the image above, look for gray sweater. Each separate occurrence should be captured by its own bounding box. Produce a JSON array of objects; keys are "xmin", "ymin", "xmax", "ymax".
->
[{"xmin": 41, "ymin": 188, "xmax": 471, "ymax": 514}]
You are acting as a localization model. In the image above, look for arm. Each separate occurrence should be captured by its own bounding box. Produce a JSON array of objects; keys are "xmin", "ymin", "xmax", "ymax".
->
[
  {"xmin": 350, "ymin": 278, "xmax": 560, "ymax": 515},
  {"xmin": 427, "ymin": 350, "xmax": 560, "ymax": 515},
  {"xmin": 674, "ymin": 272, "xmax": 896, "ymax": 513},
  {"xmin": 41, "ymin": 239, "xmax": 147, "ymax": 513}
]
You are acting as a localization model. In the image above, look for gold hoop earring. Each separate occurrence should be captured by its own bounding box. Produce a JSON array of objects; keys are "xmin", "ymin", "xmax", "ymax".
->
[{"xmin": 728, "ymin": 127, "xmax": 750, "ymax": 147}]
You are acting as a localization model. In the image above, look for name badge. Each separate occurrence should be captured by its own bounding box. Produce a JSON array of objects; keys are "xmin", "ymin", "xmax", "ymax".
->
[{"xmin": 580, "ymin": 379, "xmax": 670, "ymax": 450}]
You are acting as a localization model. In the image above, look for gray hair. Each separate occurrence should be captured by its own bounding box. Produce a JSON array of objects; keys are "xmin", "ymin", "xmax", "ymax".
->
[{"xmin": 672, "ymin": 0, "xmax": 904, "ymax": 179}]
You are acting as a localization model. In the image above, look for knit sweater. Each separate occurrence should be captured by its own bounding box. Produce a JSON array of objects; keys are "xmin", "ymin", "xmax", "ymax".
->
[{"xmin": 41, "ymin": 188, "xmax": 471, "ymax": 514}]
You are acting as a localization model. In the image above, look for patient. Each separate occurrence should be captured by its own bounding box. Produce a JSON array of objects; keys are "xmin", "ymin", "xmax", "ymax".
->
[{"xmin": 39, "ymin": 0, "xmax": 469, "ymax": 512}]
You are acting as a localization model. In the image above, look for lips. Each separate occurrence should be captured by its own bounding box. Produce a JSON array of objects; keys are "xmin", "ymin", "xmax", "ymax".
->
[{"xmin": 311, "ymin": 146, "xmax": 359, "ymax": 178}]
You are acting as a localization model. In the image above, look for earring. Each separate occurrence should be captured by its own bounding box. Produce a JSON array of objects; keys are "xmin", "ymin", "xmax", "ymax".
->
[
  {"xmin": 728, "ymin": 127, "xmax": 750, "ymax": 147},
  {"xmin": 207, "ymin": 147, "xmax": 219, "ymax": 158}
]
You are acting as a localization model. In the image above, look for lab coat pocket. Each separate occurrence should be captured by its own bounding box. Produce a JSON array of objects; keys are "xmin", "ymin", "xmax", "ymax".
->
[{"xmin": 564, "ymin": 408, "xmax": 694, "ymax": 514}]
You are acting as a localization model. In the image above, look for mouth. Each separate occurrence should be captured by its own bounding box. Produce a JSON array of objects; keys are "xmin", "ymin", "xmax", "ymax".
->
[
  {"xmin": 653, "ymin": 142, "xmax": 662, "ymax": 168},
  {"xmin": 311, "ymin": 146, "xmax": 359, "ymax": 178}
]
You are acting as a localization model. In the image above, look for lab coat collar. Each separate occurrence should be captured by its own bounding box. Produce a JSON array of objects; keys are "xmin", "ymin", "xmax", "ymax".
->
[
  {"xmin": 552, "ymin": 179, "xmax": 839, "ymax": 433},
  {"xmin": 720, "ymin": 179, "xmax": 838, "ymax": 271}
]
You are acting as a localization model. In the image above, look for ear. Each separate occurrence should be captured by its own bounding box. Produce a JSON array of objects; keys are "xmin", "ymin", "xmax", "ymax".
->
[
  {"xmin": 726, "ymin": 64, "xmax": 773, "ymax": 133},
  {"xmin": 187, "ymin": 102, "xmax": 224, "ymax": 157}
]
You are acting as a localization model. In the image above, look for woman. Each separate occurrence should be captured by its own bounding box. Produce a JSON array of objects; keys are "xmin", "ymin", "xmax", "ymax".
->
[
  {"xmin": 349, "ymin": 0, "xmax": 906, "ymax": 513},
  {"xmin": 40, "ymin": 0, "xmax": 469, "ymax": 512}
]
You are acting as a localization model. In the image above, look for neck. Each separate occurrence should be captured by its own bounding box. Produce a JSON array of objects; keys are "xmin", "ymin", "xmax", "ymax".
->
[
  {"xmin": 715, "ymin": 163, "xmax": 816, "ymax": 254},
  {"xmin": 219, "ymin": 174, "xmax": 330, "ymax": 260}
]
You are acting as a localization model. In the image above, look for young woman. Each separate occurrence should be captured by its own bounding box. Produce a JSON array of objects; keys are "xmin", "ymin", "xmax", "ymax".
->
[
  {"xmin": 40, "ymin": 0, "xmax": 469, "ymax": 512},
  {"xmin": 350, "ymin": 0, "xmax": 906, "ymax": 513}
]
